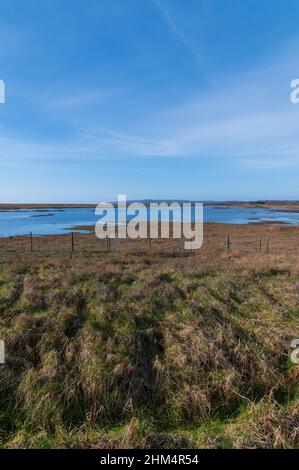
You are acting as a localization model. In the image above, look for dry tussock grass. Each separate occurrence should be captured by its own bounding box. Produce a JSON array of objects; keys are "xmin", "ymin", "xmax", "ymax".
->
[{"xmin": 0, "ymin": 238, "xmax": 298, "ymax": 448}]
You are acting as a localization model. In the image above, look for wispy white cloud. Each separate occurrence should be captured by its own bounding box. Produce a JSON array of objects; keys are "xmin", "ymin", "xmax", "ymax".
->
[
  {"xmin": 0, "ymin": 127, "xmax": 179, "ymax": 164},
  {"xmin": 79, "ymin": 125, "xmax": 180, "ymax": 156},
  {"xmin": 2, "ymin": 35, "xmax": 299, "ymax": 169},
  {"xmin": 46, "ymin": 91, "xmax": 112, "ymax": 111},
  {"xmin": 152, "ymin": 0, "xmax": 201, "ymax": 63}
]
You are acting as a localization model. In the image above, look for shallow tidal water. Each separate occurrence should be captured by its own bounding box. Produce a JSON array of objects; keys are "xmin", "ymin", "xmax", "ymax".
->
[{"xmin": 0, "ymin": 205, "xmax": 299, "ymax": 237}]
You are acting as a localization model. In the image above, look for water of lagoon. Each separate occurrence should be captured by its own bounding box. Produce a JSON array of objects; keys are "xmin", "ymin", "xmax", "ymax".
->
[{"xmin": 0, "ymin": 205, "xmax": 299, "ymax": 237}]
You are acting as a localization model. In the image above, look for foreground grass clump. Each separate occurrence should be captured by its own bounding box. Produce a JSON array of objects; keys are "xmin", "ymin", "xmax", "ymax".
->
[{"xmin": 0, "ymin": 251, "xmax": 298, "ymax": 448}]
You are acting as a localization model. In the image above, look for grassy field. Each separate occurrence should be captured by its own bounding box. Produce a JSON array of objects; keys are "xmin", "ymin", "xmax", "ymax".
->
[{"xmin": 0, "ymin": 223, "xmax": 299, "ymax": 448}]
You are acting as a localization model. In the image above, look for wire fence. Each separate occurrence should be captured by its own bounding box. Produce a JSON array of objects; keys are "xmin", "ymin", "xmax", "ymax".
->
[{"xmin": 1, "ymin": 229, "xmax": 299, "ymax": 257}]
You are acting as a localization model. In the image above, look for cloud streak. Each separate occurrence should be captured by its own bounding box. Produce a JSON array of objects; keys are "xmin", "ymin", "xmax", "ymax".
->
[
  {"xmin": 2, "ymin": 35, "xmax": 299, "ymax": 170},
  {"xmin": 152, "ymin": 0, "xmax": 201, "ymax": 63}
]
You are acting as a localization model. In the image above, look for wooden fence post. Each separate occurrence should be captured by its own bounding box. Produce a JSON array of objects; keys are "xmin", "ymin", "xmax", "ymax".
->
[
  {"xmin": 226, "ymin": 235, "xmax": 230, "ymax": 253},
  {"xmin": 30, "ymin": 232, "xmax": 33, "ymax": 252},
  {"xmin": 71, "ymin": 232, "xmax": 74, "ymax": 252},
  {"xmin": 106, "ymin": 235, "xmax": 109, "ymax": 252},
  {"xmin": 259, "ymin": 236, "xmax": 262, "ymax": 253},
  {"xmin": 266, "ymin": 236, "xmax": 269, "ymax": 254}
]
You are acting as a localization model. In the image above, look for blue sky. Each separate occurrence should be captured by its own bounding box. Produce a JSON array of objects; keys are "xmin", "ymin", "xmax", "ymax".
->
[{"xmin": 1, "ymin": 0, "xmax": 299, "ymax": 202}]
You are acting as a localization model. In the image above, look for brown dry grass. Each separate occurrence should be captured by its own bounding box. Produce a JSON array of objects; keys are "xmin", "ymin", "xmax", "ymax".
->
[{"xmin": 0, "ymin": 223, "xmax": 299, "ymax": 448}]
